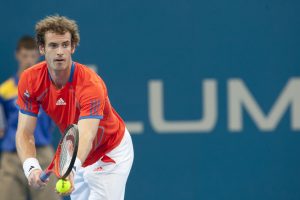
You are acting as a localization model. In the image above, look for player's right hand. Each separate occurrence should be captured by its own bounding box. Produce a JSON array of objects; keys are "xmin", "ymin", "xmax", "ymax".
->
[
  {"xmin": 56, "ymin": 171, "xmax": 75, "ymax": 196},
  {"xmin": 28, "ymin": 169, "xmax": 48, "ymax": 189}
]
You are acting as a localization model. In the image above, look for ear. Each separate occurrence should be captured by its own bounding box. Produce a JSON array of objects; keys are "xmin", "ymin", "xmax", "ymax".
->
[
  {"xmin": 71, "ymin": 45, "xmax": 76, "ymax": 54},
  {"xmin": 39, "ymin": 45, "xmax": 45, "ymax": 55}
]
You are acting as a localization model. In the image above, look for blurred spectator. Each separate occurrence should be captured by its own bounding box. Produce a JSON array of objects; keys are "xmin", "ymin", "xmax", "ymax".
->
[{"xmin": 0, "ymin": 36, "xmax": 60, "ymax": 200}]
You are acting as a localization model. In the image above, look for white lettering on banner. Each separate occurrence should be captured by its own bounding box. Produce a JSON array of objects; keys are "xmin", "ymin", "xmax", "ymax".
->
[
  {"xmin": 228, "ymin": 78, "xmax": 300, "ymax": 132},
  {"xmin": 148, "ymin": 80, "xmax": 217, "ymax": 133},
  {"xmin": 127, "ymin": 78, "xmax": 300, "ymax": 134}
]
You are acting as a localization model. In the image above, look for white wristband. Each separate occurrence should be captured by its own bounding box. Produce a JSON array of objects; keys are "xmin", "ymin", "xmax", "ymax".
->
[
  {"xmin": 72, "ymin": 157, "xmax": 82, "ymax": 175},
  {"xmin": 23, "ymin": 158, "xmax": 42, "ymax": 179}
]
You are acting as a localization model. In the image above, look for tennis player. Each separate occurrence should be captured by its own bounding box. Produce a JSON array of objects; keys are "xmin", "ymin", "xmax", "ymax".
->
[{"xmin": 15, "ymin": 15, "xmax": 134, "ymax": 200}]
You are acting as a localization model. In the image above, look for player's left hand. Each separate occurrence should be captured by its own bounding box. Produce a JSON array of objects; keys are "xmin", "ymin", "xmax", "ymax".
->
[{"xmin": 56, "ymin": 171, "xmax": 75, "ymax": 196}]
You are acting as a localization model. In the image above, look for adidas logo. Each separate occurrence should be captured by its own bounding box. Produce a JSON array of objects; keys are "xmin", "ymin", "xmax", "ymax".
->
[
  {"xmin": 93, "ymin": 167, "xmax": 103, "ymax": 172},
  {"xmin": 56, "ymin": 98, "xmax": 66, "ymax": 105},
  {"xmin": 24, "ymin": 90, "xmax": 30, "ymax": 98}
]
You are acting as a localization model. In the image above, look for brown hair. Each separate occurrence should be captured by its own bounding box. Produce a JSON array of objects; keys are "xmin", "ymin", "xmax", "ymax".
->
[
  {"xmin": 35, "ymin": 15, "xmax": 80, "ymax": 47},
  {"xmin": 16, "ymin": 36, "xmax": 37, "ymax": 51}
]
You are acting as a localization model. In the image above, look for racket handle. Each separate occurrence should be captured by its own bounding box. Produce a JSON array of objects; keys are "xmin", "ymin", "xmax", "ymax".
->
[{"xmin": 40, "ymin": 171, "xmax": 51, "ymax": 182}]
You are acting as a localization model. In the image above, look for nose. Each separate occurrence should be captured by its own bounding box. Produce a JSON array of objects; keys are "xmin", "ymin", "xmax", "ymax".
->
[{"xmin": 57, "ymin": 46, "xmax": 63, "ymax": 56}]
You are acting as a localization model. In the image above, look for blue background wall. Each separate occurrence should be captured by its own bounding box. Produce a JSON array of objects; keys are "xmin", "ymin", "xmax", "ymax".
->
[{"xmin": 0, "ymin": 0, "xmax": 300, "ymax": 199}]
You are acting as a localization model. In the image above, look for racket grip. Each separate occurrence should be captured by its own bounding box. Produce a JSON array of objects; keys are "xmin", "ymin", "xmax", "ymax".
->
[{"xmin": 40, "ymin": 171, "xmax": 51, "ymax": 182}]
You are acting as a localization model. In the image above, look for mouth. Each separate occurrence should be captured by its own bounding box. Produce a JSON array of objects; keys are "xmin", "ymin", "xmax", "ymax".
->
[{"xmin": 54, "ymin": 58, "xmax": 65, "ymax": 62}]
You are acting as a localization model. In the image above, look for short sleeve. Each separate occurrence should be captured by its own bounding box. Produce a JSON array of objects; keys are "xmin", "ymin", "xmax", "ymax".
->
[
  {"xmin": 78, "ymin": 79, "xmax": 106, "ymax": 120},
  {"xmin": 16, "ymin": 72, "xmax": 40, "ymax": 117}
]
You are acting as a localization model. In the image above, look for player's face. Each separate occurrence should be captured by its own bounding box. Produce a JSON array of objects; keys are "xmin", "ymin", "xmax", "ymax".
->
[
  {"xmin": 41, "ymin": 31, "xmax": 75, "ymax": 71},
  {"xmin": 16, "ymin": 48, "xmax": 39, "ymax": 72}
]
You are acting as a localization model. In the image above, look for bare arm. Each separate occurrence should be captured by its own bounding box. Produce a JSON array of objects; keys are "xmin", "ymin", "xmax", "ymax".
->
[
  {"xmin": 16, "ymin": 111, "xmax": 49, "ymax": 189},
  {"xmin": 16, "ymin": 111, "xmax": 37, "ymax": 162},
  {"xmin": 77, "ymin": 118, "xmax": 100, "ymax": 163}
]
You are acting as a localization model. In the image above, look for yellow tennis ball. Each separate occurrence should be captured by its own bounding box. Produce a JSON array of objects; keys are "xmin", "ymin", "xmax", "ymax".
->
[{"xmin": 56, "ymin": 179, "xmax": 71, "ymax": 193}]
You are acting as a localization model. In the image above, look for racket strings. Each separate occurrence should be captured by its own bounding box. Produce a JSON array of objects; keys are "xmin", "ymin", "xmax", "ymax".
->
[{"xmin": 59, "ymin": 127, "xmax": 76, "ymax": 176}]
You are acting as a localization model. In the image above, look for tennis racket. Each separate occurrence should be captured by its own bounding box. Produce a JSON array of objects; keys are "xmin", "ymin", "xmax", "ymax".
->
[{"xmin": 40, "ymin": 124, "xmax": 79, "ymax": 182}]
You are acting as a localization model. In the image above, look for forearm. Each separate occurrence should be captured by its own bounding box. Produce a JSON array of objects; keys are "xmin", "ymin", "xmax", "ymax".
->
[
  {"xmin": 16, "ymin": 129, "xmax": 36, "ymax": 162},
  {"xmin": 77, "ymin": 131, "xmax": 93, "ymax": 162},
  {"xmin": 77, "ymin": 118, "xmax": 100, "ymax": 163},
  {"xmin": 16, "ymin": 112, "xmax": 38, "ymax": 163}
]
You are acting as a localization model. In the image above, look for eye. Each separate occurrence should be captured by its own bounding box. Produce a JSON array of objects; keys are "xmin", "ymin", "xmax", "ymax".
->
[
  {"xmin": 49, "ymin": 43, "xmax": 58, "ymax": 48},
  {"xmin": 62, "ymin": 43, "xmax": 69, "ymax": 48}
]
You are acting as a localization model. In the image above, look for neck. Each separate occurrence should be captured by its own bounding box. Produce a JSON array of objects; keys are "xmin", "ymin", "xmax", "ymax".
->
[{"xmin": 48, "ymin": 63, "xmax": 72, "ymax": 89}]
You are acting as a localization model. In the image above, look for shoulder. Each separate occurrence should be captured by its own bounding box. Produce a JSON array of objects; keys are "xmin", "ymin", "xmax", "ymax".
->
[
  {"xmin": 0, "ymin": 77, "xmax": 17, "ymax": 99},
  {"xmin": 19, "ymin": 61, "xmax": 48, "ymax": 92},
  {"xmin": 73, "ymin": 62, "xmax": 107, "ymax": 96},
  {"xmin": 18, "ymin": 61, "xmax": 48, "ymax": 98},
  {"xmin": 21, "ymin": 61, "xmax": 47, "ymax": 80},
  {"xmin": 74, "ymin": 62, "xmax": 105, "ymax": 86}
]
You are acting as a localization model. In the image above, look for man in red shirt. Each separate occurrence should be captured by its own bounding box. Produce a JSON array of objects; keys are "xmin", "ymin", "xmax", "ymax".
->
[{"xmin": 16, "ymin": 15, "xmax": 134, "ymax": 200}]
